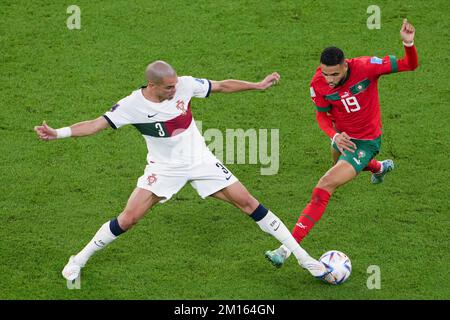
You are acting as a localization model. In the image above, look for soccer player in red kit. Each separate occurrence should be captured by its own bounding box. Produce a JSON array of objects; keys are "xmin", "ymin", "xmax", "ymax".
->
[{"xmin": 266, "ymin": 19, "xmax": 418, "ymax": 267}]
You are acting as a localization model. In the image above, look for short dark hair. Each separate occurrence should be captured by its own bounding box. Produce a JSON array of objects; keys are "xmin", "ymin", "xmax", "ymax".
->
[{"xmin": 320, "ymin": 47, "xmax": 345, "ymax": 66}]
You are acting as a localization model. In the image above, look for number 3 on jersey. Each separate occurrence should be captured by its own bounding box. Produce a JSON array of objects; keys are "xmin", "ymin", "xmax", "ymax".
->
[
  {"xmin": 155, "ymin": 123, "xmax": 165, "ymax": 136},
  {"xmin": 341, "ymin": 96, "xmax": 361, "ymax": 113}
]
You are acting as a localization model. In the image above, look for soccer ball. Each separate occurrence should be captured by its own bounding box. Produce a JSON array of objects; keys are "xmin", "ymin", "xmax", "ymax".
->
[{"xmin": 319, "ymin": 250, "xmax": 352, "ymax": 285}]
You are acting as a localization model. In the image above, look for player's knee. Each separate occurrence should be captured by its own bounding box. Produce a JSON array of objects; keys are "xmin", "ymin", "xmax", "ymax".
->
[{"xmin": 317, "ymin": 175, "xmax": 339, "ymax": 194}]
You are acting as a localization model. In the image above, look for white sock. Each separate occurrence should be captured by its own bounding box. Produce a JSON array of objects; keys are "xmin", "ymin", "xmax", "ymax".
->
[
  {"xmin": 73, "ymin": 221, "xmax": 117, "ymax": 267},
  {"xmin": 256, "ymin": 210, "xmax": 311, "ymax": 264}
]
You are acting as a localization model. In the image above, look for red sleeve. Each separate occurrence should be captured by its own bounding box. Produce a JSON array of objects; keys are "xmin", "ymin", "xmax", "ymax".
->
[
  {"xmin": 316, "ymin": 111, "xmax": 336, "ymax": 139},
  {"xmin": 397, "ymin": 44, "xmax": 418, "ymax": 72},
  {"xmin": 310, "ymin": 85, "xmax": 331, "ymax": 112},
  {"xmin": 367, "ymin": 44, "xmax": 419, "ymax": 77}
]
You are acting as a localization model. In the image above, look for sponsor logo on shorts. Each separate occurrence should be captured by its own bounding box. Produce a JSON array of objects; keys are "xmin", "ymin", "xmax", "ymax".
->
[{"xmin": 147, "ymin": 173, "xmax": 157, "ymax": 186}]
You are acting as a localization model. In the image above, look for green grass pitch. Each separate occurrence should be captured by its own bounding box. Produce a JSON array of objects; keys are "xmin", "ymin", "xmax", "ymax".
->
[{"xmin": 0, "ymin": 0, "xmax": 449, "ymax": 299}]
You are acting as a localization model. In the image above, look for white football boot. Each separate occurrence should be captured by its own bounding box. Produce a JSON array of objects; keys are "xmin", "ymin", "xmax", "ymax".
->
[
  {"xmin": 299, "ymin": 255, "xmax": 334, "ymax": 283},
  {"xmin": 62, "ymin": 256, "xmax": 82, "ymax": 281}
]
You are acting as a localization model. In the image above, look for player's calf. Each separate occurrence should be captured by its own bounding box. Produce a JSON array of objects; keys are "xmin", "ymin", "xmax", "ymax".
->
[
  {"xmin": 117, "ymin": 210, "xmax": 144, "ymax": 230},
  {"xmin": 213, "ymin": 182, "xmax": 260, "ymax": 214},
  {"xmin": 234, "ymin": 194, "xmax": 260, "ymax": 215}
]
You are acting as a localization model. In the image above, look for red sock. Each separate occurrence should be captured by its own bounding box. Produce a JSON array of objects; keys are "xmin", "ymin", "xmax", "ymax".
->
[
  {"xmin": 292, "ymin": 188, "xmax": 331, "ymax": 243},
  {"xmin": 363, "ymin": 159, "xmax": 382, "ymax": 174}
]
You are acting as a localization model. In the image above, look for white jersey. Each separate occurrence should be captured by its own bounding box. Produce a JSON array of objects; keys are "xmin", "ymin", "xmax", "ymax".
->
[{"xmin": 103, "ymin": 76, "xmax": 212, "ymax": 165}]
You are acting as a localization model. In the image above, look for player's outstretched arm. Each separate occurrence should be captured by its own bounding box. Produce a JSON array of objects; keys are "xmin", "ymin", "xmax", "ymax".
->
[
  {"xmin": 398, "ymin": 18, "xmax": 418, "ymax": 71},
  {"xmin": 34, "ymin": 116, "xmax": 109, "ymax": 141},
  {"xmin": 210, "ymin": 72, "xmax": 280, "ymax": 93},
  {"xmin": 374, "ymin": 19, "xmax": 418, "ymax": 76}
]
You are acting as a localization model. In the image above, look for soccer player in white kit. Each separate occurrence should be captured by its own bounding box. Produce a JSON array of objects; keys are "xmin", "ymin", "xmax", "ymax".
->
[{"xmin": 34, "ymin": 61, "xmax": 331, "ymax": 283}]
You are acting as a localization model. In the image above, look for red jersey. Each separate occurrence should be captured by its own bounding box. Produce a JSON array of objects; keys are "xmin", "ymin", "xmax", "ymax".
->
[{"xmin": 310, "ymin": 44, "xmax": 418, "ymax": 140}]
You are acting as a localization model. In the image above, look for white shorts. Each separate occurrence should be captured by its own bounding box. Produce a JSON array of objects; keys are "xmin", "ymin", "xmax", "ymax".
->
[{"xmin": 136, "ymin": 154, "xmax": 238, "ymax": 203}]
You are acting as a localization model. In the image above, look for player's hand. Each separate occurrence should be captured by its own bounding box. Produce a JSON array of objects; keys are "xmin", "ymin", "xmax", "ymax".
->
[
  {"xmin": 256, "ymin": 72, "xmax": 281, "ymax": 90},
  {"xmin": 34, "ymin": 121, "xmax": 57, "ymax": 141},
  {"xmin": 400, "ymin": 18, "xmax": 415, "ymax": 45},
  {"xmin": 333, "ymin": 132, "xmax": 356, "ymax": 156}
]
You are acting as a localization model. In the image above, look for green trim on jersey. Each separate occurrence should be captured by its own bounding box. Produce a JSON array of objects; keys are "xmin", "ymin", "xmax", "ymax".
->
[
  {"xmin": 316, "ymin": 105, "xmax": 332, "ymax": 112},
  {"xmin": 350, "ymin": 78, "xmax": 371, "ymax": 95},
  {"xmin": 324, "ymin": 92, "xmax": 340, "ymax": 101},
  {"xmin": 389, "ymin": 55, "xmax": 398, "ymax": 73},
  {"xmin": 133, "ymin": 122, "xmax": 169, "ymax": 137}
]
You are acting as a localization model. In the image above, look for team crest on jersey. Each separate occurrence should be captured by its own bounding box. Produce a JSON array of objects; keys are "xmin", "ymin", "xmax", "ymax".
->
[
  {"xmin": 147, "ymin": 174, "xmax": 157, "ymax": 186},
  {"xmin": 176, "ymin": 99, "xmax": 187, "ymax": 115},
  {"xmin": 370, "ymin": 57, "xmax": 383, "ymax": 64}
]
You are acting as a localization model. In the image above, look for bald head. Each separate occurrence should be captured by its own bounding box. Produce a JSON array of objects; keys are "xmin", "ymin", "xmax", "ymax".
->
[{"xmin": 145, "ymin": 60, "xmax": 177, "ymax": 85}]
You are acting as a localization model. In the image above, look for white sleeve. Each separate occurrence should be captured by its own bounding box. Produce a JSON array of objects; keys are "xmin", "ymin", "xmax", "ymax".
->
[
  {"xmin": 184, "ymin": 76, "xmax": 211, "ymax": 98},
  {"xmin": 103, "ymin": 97, "xmax": 134, "ymax": 129}
]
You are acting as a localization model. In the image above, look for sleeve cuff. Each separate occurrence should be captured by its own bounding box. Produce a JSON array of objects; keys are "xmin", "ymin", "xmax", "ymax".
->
[
  {"xmin": 103, "ymin": 115, "xmax": 117, "ymax": 129},
  {"xmin": 316, "ymin": 105, "xmax": 332, "ymax": 112},
  {"xmin": 403, "ymin": 41, "xmax": 414, "ymax": 47},
  {"xmin": 205, "ymin": 80, "xmax": 212, "ymax": 98}
]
